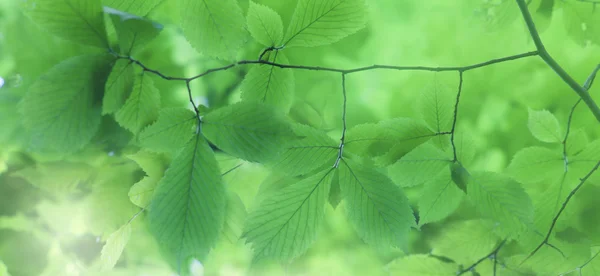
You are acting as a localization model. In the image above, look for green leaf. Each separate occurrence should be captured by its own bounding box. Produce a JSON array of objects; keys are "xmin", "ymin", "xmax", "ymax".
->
[
  {"xmin": 148, "ymin": 135, "xmax": 225, "ymax": 273},
  {"xmin": 179, "ymin": 0, "xmax": 247, "ymax": 59},
  {"xmin": 247, "ymin": 1, "xmax": 284, "ymax": 46},
  {"xmin": 243, "ymin": 168, "xmax": 334, "ymax": 261},
  {"xmin": 102, "ymin": 0, "xmax": 164, "ymax": 16},
  {"xmin": 418, "ymin": 75, "xmax": 455, "ymax": 133},
  {"xmin": 269, "ymin": 124, "xmax": 338, "ymax": 176},
  {"xmin": 562, "ymin": 0, "xmax": 600, "ymax": 46},
  {"xmin": 24, "ymin": 0, "xmax": 108, "ymax": 48},
  {"xmin": 0, "ymin": 260, "xmax": 9, "ymax": 276},
  {"xmin": 467, "ymin": 172, "xmax": 534, "ymax": 236},
  {"xmin": 387, "ymin": 254, "xmax": 457, "ymax": 276},
  {"xmin": 418, "ymin": 170, "xmax": 464, "ymax": 226},
  {"xmin": 100, "ymin": 223, "xmax": 132, "ymax": 271},
  {"xmin": 222, "ymin": 192, "xmax": 247, "ymax": 244},
  {"xmin": 339, "ymin": 159, "xmax": 415, "ymax": 249},
  {"xmin": 527, "ymin": 108, "xmax": 563, "ymax": 143},
  {"xmin": 507, "ymin": 146, "xmax": 564, "ymax": 184},
  {"xmin": 283, "ymin": 0, "xmax": 367, "ymax": 47},
  {"xmin": 428, "ymin": 220, "xmax": 497, "ymax": 265},
  {"xmin": 139, "ymin": 108, "xmax": 197, "ymax": 152},
  {"xmin": 105, "ymin": 7, "xmax": 163, "ymax": 55},
  {"xmin": 450, "ymin": 162, "xmax": 469, "ymax": 193},
  {"xmin": 240, "ymin": 52, "xmax": 295, "ymax": 112},
  {"xmin": 566, "ymin": 128, "xmax": 588, "ymax": 156},
  {"xmin": 103, "ymin": 59, "xmax": 135, "ymax": 115},
  {"xmin": 20, "ymin": 54, "xmax": 112, "ymax": 153},
  {"xmin": 388, "ymin": 142, "xmax": 452, "ymax": 187},
  {"xmin": 12, "ymin": 162, "xmax": 92, "ymax": 195},
  {"xmin": 115, "ymin": 73, "xmax": 161, "ymax": 134},
  {"xmin": 127, "ymin": 151, "xmax": 167, "ymax": 208},
  {"xmin": 202, "ymin": 102, "xmax": 294, "ymax": 163}
]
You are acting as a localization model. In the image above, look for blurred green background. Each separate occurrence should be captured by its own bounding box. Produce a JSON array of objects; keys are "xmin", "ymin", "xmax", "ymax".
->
[{"xmin": 0, "ymin": 0, "xmax": 599, "ymax": 275}]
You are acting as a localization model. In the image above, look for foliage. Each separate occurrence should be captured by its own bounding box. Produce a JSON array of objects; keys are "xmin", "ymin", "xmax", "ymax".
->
[{"xmin": 1, "ymin": 0, "xmax": 600, "ymax": 275}]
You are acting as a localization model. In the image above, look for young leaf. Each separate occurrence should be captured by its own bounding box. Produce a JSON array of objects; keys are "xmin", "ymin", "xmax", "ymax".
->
[
  {"xmin": 115, "ymin": 73, "xmax": 161, "ymax": 134},
  {"xmin": 20, "ymin": 54, "xmax": 113, "ymax": 153},
  {"xmin": 139, "ymin": 108, "xmax": 197, "ymax": 152},
  {"xmin": 428, "ymin": 220, "xmax": 498, "ymax": 265},
  {"xmin": 339, "ymin": 159, "xmax": 415, "ymax": 249},
  {"xmin": 24, "ymin": 0, "xmax": 108, "ymax": 48},
  {"xmin": 106, "ymin": 7, "xmax": 163, "ymax": 55},
  {"xmin": 103, "ymin": 59, "xmax": 135, "ymax": 115},
  {"xmin": 100, "ymin": 223, "xmax": 132, "ymax": 271},
  {"xmin": 467, "ymin": 172, "xmax": 534, "ymax": 236},
  {"xmin": 418, "ymin": 75, "xmax": 454, "ymax": 133},
  {"xmin": 507, "ymin": 146, "xmax": 563, "ymax": 184},
  {"xmin": 202, "ymin": 102, "xmax": 294, "ymax": 163},
  {"xmin": 283, "ymin": 0, "xmax": 367, "ymax": 47},
  {"xmin": 527, "ymin": 108, "xmax": 563, "ymax": 143},
  {"xmin": 388, "ymin": 142, "xmax": 452, "ymax": 187},
  {"xmin": 179, "ymin": 0, "xmax": 247, "ymax": 59},
  {"xmin": 102, "ymin": 0, "xmax": 164, "ymax": 16},
  {"xmin": 240, "ymin": 52, "xmax": 295, "ymax": 112},
  {"xmin": 418, "ymin": 170, "xmax": 464, "ymax": 226},
  {"xmin": 247, "ymin": 1, "xmax": 284, "ymax": 46},
  {"xmin": 269, "ymin": 124, "xmax": 338, "ymax": 177},
  {"xmin": 148, "ymin": 135, "xmax": 225, "ymax": 273},
  {"xmin": 387, "ymin": 254, "xmax": 457, "ymax": 276},
  {"xmin": 243, "ymin": 168, "xmax": 334, "ymax": 261}
]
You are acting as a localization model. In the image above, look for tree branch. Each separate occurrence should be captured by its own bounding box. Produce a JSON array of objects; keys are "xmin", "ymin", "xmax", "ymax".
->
[
  {"xmin": 457, "ymin": 239, "xmax": 507, "ymax": 275},
  {"xmin": 515, "ymin": 0, "xmax": 600, "ymax": 123},
  {"xmin": 450, "ymin": 71, "xmax": 464, "ymax": 162},
  {"xmin": 334, "ymin": 73, "xmax": 348, "ymax": 168}
]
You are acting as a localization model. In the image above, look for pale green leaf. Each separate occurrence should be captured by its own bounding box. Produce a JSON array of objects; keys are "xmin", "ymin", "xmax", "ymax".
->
[
  {"xmin": 139, "ymin": 108, "xmax": 197, "ymax": 152},
  {"xmin": 566, "ymin": 128, "xmax": 588, "ymax": 156},
  {"xmin": 100, "ymin": 223, "xmax": 132, "ymax": 271},
  {"xmin": 106, "ymin": 7, "xmax": 163, "ymax": 55},
  {"xmin": 527, "ymin": 108, "xmax": 563, "ymax": 143},
  {"xmin": 507, "ymin": 146, "xmax": 563, "ymax": 184},
  {"xmin": 339, "ymin": 159, "xmax": 415, "ymax": 249},
  {"xmin": 222, "ymin": 192, "xmax": 247, "ymax": 243},
  {"xmin": 572, "ymin": 139, "xmax": 600, "ymax": 163},
  {"xmin": 428, "ymin": 220, "xmax": 497, "ymax": 265},
  {"xmin": 103, "ymin": 0, "xmax": 164, "ymax": 16},
  {"xmin": 115, "ymin": 73, "xmax": 161, "ymax": 134},
  {"xmin": 269, "ymin": 124, "xmax": 338, "ymax": 176},
  {"xmin": 387, "ymin": 254, "xmax": 456, "ymax": 276},
  {"xmin": 128, "ymin": 150, "xmax": 167, "ymax": 178},
  {"xmin": 418, "ymin": 170, "xmax": 464, "ymax": 226},
  {"xmin": 562, "ymin": 0, "xmax": 600, "ymax": 46},
  {"xmin": 243, "ymin": 169, "xmax": 334, "ymax": 261},
  {"xmin": 128, "ymin": 150, "xmax": 167, "ymax": 208},
  {"xmin": 103, "ymin": 59, "xmax": 135, "ymax": 115},
  {"xmin": 283, "ymin": 0, "xmax": 367, "ymax": 47},
  {"xmin": 148, "ymin": 135, "xmax": 225, "ymax": 273},
  {"xmin": 202, "ymin": 102, "xmax": 294, "ymax": 163},
  {"xmin": 418, "ymin": 75, "xmax": 455, "ymax": 133},
  {"xmin": 12, "ymin": 162, "xmax": 92, "ymax": 195},
  {"xmin": 467, "ymin": 172, "xmax": 534, "ymax": 236},
  {"xmin": 247, "ymin": 1, "xmax": 284, "ymax": 46},
  {"xmin": 241, "ymin": 52, "xmax": 295, "ymax": 112},
  {"xmin": 388, "ymin": 142, "xmax": 452, "ymax": 187},
  {"xmin": 24, "ymin": 0, "xmax": 108, "ymax": 47},
  {"xmin": 179, "ymin": 0, "xmax": 247, "ymax": 59},
  {"xmin": 20, "ymin": 54, "xmax": 112, "ymax": 153}
]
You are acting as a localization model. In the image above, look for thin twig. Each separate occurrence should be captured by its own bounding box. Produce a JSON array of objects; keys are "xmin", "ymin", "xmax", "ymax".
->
[
  {"xmin": 334, "ymin": 73, "xmax": 348, "ymax": 168},
  {"xmin": 450, "ymin": 71, "xmax": 464, "ymax": 162},
  {"xmin": 457, "ymin": 239, "xmax": 507, "ymax": 275}
]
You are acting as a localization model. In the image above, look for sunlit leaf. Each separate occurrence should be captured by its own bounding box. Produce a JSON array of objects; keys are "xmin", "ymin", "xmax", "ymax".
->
[
  {"xmin": 115, "ymin": 73, "xmax": 161, "ymax": 134},
  {"xmin": 100, "ymin": 223, "xmax": 132, "ymax": 271},
  {"xmin": 247, "ymin": 1, "xmax": 284, "ymax": 46},
  {"xmin": 106, "ymin": 7, "xmax": 163, "ymax": 55},
  {"xmin": 507, "ymin": 146, "xmax": 564, "ymax": 184},
  {"xmin": 241, "ymin": 52, "xmax": 295, "ymax": 111},
  {"xmin": 388, "ymin": 142, "xmax": 452, "ymax": 187},
  {"xmin": 527, "ymin": 108, "xmax": 563, "ymax": 143},
  {"xmin": 387, "ymin": 254, "xmax": 456, "ymax": 276},
  {"xmin": 428, "ymin": 220, "xmax": 497, "ymax": 265},
  {"xmin": 139, "ymin": 108, "xmax": 197, "ymax": 152},
  {"xmin": 103, "ymin": 59, "xmax": 135, "ymax": 115},
  {"xmin": 222, "ymin": 192, "xmax": 247, "ymax": 243},
  {"xmin": 418, "ymin": 170, "xmax": 464, "ymax": 226},
  {"xmin": 102, "ymin": 0, "xmax": 164, "ymax": 16}
]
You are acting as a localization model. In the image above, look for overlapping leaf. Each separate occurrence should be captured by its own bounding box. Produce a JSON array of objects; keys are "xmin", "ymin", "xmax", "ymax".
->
[
  {"xmin": 269, "ymin": 124, "xmax": 338, "ymax": 176},
  {"xmin": 467, "ymin": 172, "xmax": 534, "ymax": 236},
  {"xmin": 103, "ymin": 0, "xmax": 164, "ymax": 16},
  {"xmin": 106, "ymin": 7, "xmax": 163, "ymax": 55},
  {"xmin": 128, "ymin": 150, "xmax": 167, "ymax": 208},
  {"xmin": 339, "ymin": 159, "xmax": 415, "ymax": 249},
  {"xmin": 388, "ymin": 142, "xmax": 452, "ymax": 187},
  {"xmin": 139, "ymin": 108, "xmax": 197, "ymax": 152},
  {"xmin": 21, "ymin": 54, "xmax": 112, "ymax": 153},
  {"xmin": 103, "ymin": 59, "xmax": 135, "ymax": 115},
  {"xmin": 527, "ymin": 108, "xmax": 563, "ymax": 143},
  {"xmin": 418, "ymin": 170, "xmax": 464, "ymax": 226},
  {"xmin": 418, "ymin": 75, "xmax": 455, "ymax": 133},
  {"xmin": 222, "ymin": 192, "xmax": 247, "ymax": 243},
  {"xmin": 202, "ymin": 102, "xmax": 294, "ymax": 163},
  {"xmin": 241, "ymin": 52, "xmax": 295, "ymax": 112},
  {"xmin": 24, "ymin": 0, "xmax": 108, "ymax": 48},
  {"xmin": 179, "ymin": 0, "xmax": 247, "ymax": 59},
  {"xmin": 507, "ymin": 146, "xmax": 564, "ymax": 184},
  {"xmin": 428, "ymin": 220, "xmax": 497, "ymax": 265},
  {"xmin": 243, "ymin": 169, "xmax": 334, "ymax": 261},
  {"xmin": 115, "ymin": 73, "xmax": 161, "ymax": 134},
  {"xmin": 284, "ymin": 0, "xmax": 367, "ymax": 47},
  {"xmin": 247, "ymin": 1, "xmax": 284, "ymax": 46},
  {"xmin": 148, "ymin": 135, "xmax": 225, "ymax": 273}
]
